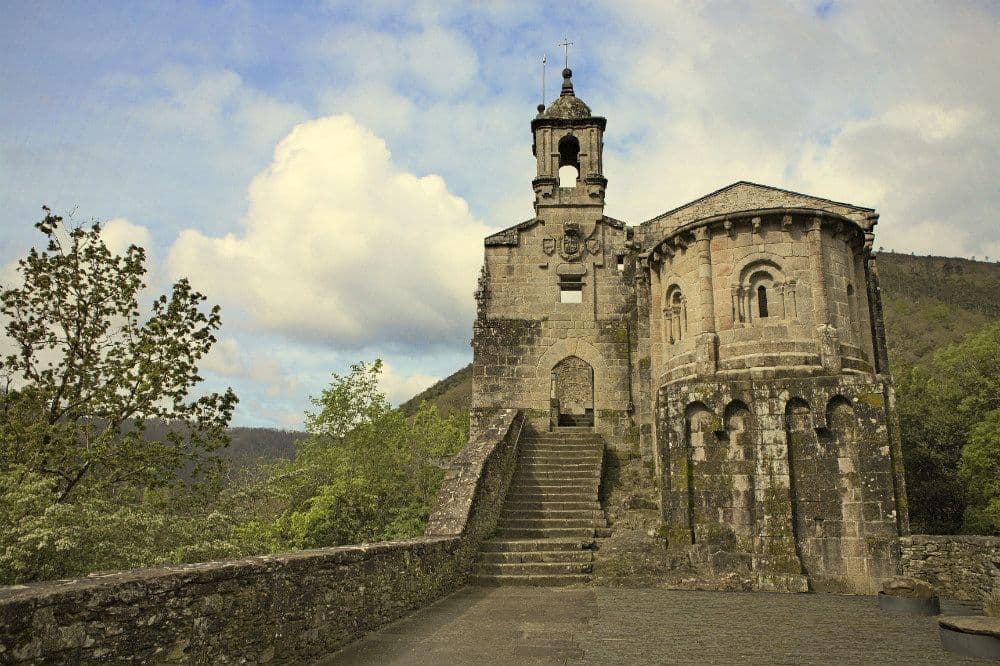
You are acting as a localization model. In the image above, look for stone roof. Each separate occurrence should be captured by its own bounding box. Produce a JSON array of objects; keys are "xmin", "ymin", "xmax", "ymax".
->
[
  {"xmin": 642, "ymin": 181, "xmax": 875, "ymax": 227},
  {"xmin": 542, "ymin": 94, "xmax": 591, "ymax": 119},
  {"xmin": 540, "ymin": 68, "xmax": 592, "ymax": 120}
]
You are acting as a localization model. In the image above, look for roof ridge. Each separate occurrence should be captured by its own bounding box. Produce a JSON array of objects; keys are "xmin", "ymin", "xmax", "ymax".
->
[{"xmin": 640, "ymin": 181, "xmax": 874, "ymax": 227}]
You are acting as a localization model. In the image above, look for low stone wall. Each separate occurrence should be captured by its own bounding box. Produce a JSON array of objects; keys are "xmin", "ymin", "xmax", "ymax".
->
[
  {"xmin": 900, "ymin": 534, "xmax": 1000, "ymax": 602},
  {"xmin": 0, "ymin": 409, "xmax": 523, "ymax": 665}
]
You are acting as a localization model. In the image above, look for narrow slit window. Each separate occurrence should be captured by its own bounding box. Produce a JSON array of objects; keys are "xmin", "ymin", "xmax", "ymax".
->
[
  {"xmin": 560, "ymin": 276, "xmax": 583, "ymax": 303},
  {"xmin": 616, "ymin": 256, "xmax": 625, "ymax": 272},
  {"xmin": 757, "ymin": 285, "xmax": 769, "ymax": 318}
]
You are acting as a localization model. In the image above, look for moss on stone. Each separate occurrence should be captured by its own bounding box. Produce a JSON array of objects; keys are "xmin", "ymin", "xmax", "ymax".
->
[{"xmin": 856, "ymin": 391, "xmax": 885, "ymax": 410}]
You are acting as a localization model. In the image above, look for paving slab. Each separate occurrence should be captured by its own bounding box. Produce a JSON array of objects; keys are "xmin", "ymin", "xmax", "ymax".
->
[{"xmin": 318, "ymin": 586, "xmax": 989, "ymax": 665}]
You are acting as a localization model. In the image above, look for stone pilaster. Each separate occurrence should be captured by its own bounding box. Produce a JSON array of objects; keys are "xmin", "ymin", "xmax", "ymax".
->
[
  {"xmin": 694, "ymin": 227, "xmax": 718, "ymax": 376},
  {"xmin": 808, "ymin": 218, "xmax": 841, "ymax": 372}
]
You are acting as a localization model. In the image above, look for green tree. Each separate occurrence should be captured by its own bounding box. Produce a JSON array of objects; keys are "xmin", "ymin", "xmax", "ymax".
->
[
  {"xmin": 958, "ymin": 409, "xmax": 1000, "ymax": 535},
  {"xmin": 897, "ymin": 320, "xmax": 1000, "ymax": 533},
  {"xmin": 0, "ymin": 208, "xmax": 237, "ymax": 502},
  {"xmin": 233, "ymin": 361, "xmax": 468, "ymax": 550}
]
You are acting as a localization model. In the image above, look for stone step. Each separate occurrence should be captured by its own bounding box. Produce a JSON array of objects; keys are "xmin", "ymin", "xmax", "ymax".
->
[
  {"xmin": 479, "ymin": 538, "xmax": 594, "ymax": 552},
  {"xmin": 518, "ymin": 454, "xmax": 600, "ymax": 462},
  {"xmin": 518, "ymin": 462, "xmax": 601, "ymax": 470},
  {"xmin": 507, "ymin": 488, "xmax": 597, "ymax": 504},
  {"xmin": 478, "ymin": 550, "xmax": 594, "ymax": 564},
  {"xmin": 510, "ymin": 483, "xmax": 599, "ymax": 493},
  {"xmin": 513, "ymin": 476, "xmax": 599, "ymax": 484},
  {"xmin": 496, "ymin": 527, "xmax": 597, "ymax": 539},
  {"xmin": 508, "ymin": 484, "xmax": 598, "ymax": 493},
  {"xmin": 517, "ymin": 439, "xmax": 604, "ymax": 451},
  {"xmin": 513, "ymin": 472, "xmax": 601, "ymax": 482},
  {"xmin": 503, "ymin": 501, "xmax": 601, "ymax": 511},
  {"xmin": 521, "ymin": 439, "xmax": 601, "ymax": 446},
  {"xmin": 517, "ymin": 462, "xmax": 601, "ymax": 470},
  {"xmin": 475, "ymin": 561, "xmax": 593, "ymax": 576},
  {"xmin": 472, "ymin": 573, "xmax": 591, "ymax": 587},
  {"xmin": 499, "ymin": 517, "xmax": 600, "ymax": 529},
  {"xmin": 517, "ymin": 454, "xmax": 601, "ymax": 462},
  {"xmin": 500, "ymin": 509, "xmax": 603, "ymax": 520},
  {"xmin": 518, "ymin": 458, "xmax": 601, "ymax": 467},
  {"xmin": 522, "ymin": 432, "xmax": 599, "ymax": 438}
]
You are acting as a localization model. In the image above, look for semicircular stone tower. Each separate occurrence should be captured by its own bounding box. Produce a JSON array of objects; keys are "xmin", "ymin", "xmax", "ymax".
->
[{"xmin": 472, "ymin": 67, "xmax": 907, "ymax": 593}]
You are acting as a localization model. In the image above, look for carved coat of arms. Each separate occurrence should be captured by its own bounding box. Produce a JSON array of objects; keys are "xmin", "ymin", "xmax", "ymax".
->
[
  {"xmin": 541, "ymin": 221, "xmax": 602, "ymax": 262},
  {"xmin": 561, "ymin": 222, "xmax": 582, "ymax": 259}
]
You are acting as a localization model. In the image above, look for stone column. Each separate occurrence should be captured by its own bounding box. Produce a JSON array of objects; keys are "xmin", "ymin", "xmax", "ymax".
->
[
  {"xmin": 636, "ymin": 258, "xmax": 654, "ymax": 460},
  {"xmin": 694, "ymin": 226, "xmax": 718, "ymax": 376},
  {"xmin": 808, "ymin": 218, "xmax": 841, "ymax": 372}
]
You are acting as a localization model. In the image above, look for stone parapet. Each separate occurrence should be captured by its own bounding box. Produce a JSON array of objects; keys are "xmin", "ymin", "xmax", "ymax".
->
[
  {"xmin": 426, "ymin": 408, "xmax": 523, "ymax": 536},
  {"xmin": 0, "ymin": 538, "xmax": 462, "ymax": 664},
  {"xmin": 0, "ymin": 410, "xmax": 526, "ymax": 665},
  {"xmin": 900, "ymin": 534, "xmax": 1000, "ymax": 602}
]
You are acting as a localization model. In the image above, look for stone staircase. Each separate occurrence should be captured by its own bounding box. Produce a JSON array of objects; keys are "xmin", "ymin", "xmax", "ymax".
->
[{"xmin": 474, "ymin": 429, "xmax": 607, "ymax": 586}]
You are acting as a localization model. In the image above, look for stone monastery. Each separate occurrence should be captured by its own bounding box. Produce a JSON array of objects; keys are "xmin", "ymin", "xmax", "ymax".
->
[{"xmin": 470, "ymin": 67, "xmax": 908, "ymax": 594}]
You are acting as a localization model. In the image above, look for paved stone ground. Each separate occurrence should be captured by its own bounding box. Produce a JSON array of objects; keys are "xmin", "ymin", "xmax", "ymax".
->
[{"xmin": 319, "ymin": 587, "xmax": 989, "ymax": 665}]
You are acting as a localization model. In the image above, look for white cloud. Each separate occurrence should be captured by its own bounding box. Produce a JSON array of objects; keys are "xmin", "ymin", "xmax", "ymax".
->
[
  {"xmin": 201, "ymin": 337, "xmax": 300, "ymax": 399},
  {"xmin": 167, "ymin": 114, "xmax": 490, "ymax": 348},
  {"xmin": 378, "ymin": 360, "xmax": 439, "ymax": 406},
  {"xmin": 595, "ymin": 1, "xmax": 1000, "ymax": 261},
  {"xmin": 315, "ymin": 24, "xmax": 479, "ymax": 98},
  {"xmin": 101, "ymin": 217, "xmax": 151, "ymax": 256}
]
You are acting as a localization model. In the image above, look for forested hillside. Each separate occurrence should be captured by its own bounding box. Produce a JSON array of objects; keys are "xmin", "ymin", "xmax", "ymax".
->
[
  {"xmin": 399, "ymin": 363, "xmax": 473, "ymax": 417},
  {"xmin": 878, "ymin": 252, "xmax": 1000, "ymax": 366}
]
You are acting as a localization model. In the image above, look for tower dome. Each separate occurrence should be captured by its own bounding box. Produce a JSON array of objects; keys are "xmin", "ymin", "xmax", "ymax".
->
[{"xmin": 541, "ymin": 68, "xmax": 592, "ymax": 119}]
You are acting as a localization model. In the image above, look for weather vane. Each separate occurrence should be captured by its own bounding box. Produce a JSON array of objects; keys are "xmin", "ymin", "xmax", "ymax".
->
[{"xmin": 558, "ymin": 38, "xmax": 574, "ymax": 69}]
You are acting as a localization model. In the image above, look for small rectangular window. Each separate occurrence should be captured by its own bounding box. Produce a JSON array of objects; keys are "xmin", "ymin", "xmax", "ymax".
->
[
  {"xmin": 560, "ymin": 277, "xmax": 583, "ymax": 303},
  {"xmin": 616, "ymin": 256, "xmax": 625, "ymax": 272}
]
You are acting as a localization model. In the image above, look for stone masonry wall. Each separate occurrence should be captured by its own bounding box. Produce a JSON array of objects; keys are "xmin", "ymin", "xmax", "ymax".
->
[
  {"xmin": 900, "ymin": 535, "xmax": 1000, "ymax": 602},
  {"xmin": 657, "ymin": 376, "xmax": 901, "ymax": 594},
  {"xmin": 0, "ymin": 411, "xmax": 524, "ymax": 665},
  {"xmin": 474, "ymin": 216, "xmax": 636, "ymax": 449},
  {"xmin": 649, "ymin": 216, "xmax": 876, "ymax": 388}
]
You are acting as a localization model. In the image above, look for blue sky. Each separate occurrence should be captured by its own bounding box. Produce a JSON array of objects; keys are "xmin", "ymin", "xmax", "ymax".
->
[{"xmin": 2, "ymin": 1, "xmax": 998, "ymax": 428}]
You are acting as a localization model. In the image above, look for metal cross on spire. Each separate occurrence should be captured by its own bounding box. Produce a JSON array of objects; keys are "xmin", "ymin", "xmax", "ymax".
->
[{"xmin": 558, "ymin": 38, "xmax": 573, "ymax": 69}]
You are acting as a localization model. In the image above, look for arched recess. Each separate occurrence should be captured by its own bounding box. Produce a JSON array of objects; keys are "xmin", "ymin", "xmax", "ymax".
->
[
  {"xmin": 663, "ymin": 283, "xmax": 688, "ymax": 344},
  {"xmin": 733, "ymin": 258, "xmax": 796, "ymax": 324},
  {"xmin": 720, "ymin": 400, "xmax": 756, "ymax": 546},
  {"xmin": 785, "ymin": 397, "xmax": 843, "ymax": 578},
  {"xmin": 825, "ymin": 396, "xmax": 864, "ymax": 553},
  {"xmin": 683, "ymin": 402, "xmax": 732, "ymax": 547},
  {"xmin": 550, "ymin": 356, "xmax": 594, "ymax": 427},
  {"xmin": 536, "ymin": 338, "xmax": 611, "ymax": 410}
]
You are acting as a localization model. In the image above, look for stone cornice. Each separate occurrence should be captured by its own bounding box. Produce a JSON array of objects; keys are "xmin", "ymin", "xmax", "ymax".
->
[{"xmin": 645, "ymin": 208, "xmax": 875, "ymax": 267}]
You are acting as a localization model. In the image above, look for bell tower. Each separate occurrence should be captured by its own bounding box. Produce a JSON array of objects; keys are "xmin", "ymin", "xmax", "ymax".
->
[{"xmin": 531, "ymin": 68, "xmax": 608, "ymax": 215}]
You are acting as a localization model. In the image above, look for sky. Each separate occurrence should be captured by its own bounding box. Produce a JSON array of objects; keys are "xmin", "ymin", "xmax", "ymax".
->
[{"xmin": 1, "ymin": 1, "xmax": 998, "ymax": 429}]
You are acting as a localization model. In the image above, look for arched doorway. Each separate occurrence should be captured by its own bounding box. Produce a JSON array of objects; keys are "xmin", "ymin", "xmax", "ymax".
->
[{"xmin": 550, "ymin": 356, "xmax": 594, "ymax": 427}]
